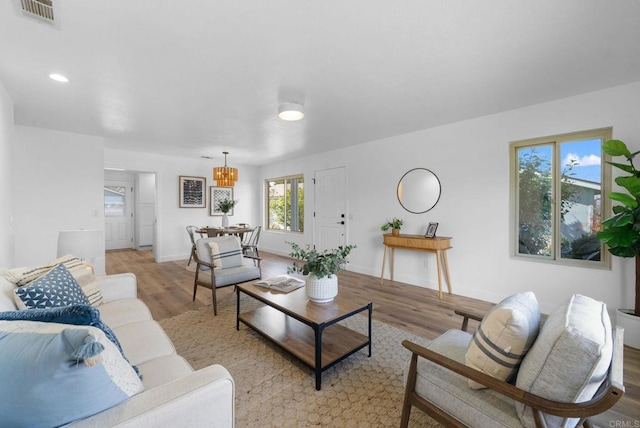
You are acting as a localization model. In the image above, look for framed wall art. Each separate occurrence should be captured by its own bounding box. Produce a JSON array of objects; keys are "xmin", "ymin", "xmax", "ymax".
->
[
  {"xmin": 425, "ymin": 222, "xmax": 439, "ymax": 238},
  {"xmin": 179, "ymin": 176, "xmax": 206, "ymax": 208},
  {"xmin": 210, "ymin": 186, "xmax": 234, "ymax": 216}
]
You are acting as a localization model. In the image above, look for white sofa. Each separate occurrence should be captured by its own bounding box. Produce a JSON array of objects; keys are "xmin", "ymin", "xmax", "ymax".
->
[{"xmin": 0, "ymin": 269, "xmax": 235, "ymax": 427}]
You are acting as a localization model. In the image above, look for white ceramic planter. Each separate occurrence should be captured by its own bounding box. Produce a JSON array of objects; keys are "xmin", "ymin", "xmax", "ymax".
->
[
  {"xmin": 616, "ymin": 309, "xmax": 640, "ymax": 349},
  {"xmin": 305, "ymin": 274, "xmax": 338, "ymax": 303}
]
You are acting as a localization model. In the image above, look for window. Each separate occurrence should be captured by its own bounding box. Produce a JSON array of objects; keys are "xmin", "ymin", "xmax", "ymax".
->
[
  {"xmin": 104, "ymin": 186, "xmax": 126, "ymax": 217},
  {"xmin": 266, "ymin": 175, "xmax": 304, "ymax": 232},
  {"xmin": 510, "ymin": 128, "xmax": 611, "ymax": 268}
]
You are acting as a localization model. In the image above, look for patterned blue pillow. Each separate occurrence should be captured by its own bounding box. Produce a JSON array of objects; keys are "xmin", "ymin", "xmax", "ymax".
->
[{"xmin": 15, "ymin": 263, "xmax": 90, "ymax": 308}]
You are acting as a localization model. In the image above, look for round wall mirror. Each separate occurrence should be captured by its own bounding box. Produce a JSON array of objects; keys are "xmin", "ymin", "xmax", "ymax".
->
[{"xmin": 397, "ymin": 168, "xmax": 441, "ymax": 214}]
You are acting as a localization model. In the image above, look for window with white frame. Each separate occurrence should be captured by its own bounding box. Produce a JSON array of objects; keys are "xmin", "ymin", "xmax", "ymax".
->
[
  {"xmin": 510, "ymin": 127, "xmax": 612, "ymax": 267},
  {"xmin": 265, "ymin": 175, "xmax": 304, "ymax": 232}
]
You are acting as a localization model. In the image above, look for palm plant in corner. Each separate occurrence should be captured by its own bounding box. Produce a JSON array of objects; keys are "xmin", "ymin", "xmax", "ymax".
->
[
  {"xmin": 287, "ymin": 242, "xmax": 356, "ymax": 303},
  {"xmin": 597, "ymin": 139, "xmax": 640, "ymax": 348}
]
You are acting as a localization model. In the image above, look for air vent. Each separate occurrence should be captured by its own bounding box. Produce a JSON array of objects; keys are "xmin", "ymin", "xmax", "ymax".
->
[{"xmin": 20, "ymin": 0, "xmax": 54, "ymax": 24}]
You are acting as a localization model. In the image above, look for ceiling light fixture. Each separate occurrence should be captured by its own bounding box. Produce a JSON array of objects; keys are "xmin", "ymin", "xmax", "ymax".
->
[
  {"xmin": 278, "ymin": 102, "xmax": 304, "ymax": 121},
  {"xmin": 49, "ymin": 73, "xmax": 68, "ymax": 83},
  {"xmin": 213, "ymin": 151, "xmax": 238, "ymax": 187}
]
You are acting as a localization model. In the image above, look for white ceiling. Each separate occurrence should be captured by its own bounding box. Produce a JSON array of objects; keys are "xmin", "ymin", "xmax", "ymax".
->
[{"xmin": 1, "ymin": 1, "xmax": 639, "ymax": 166}]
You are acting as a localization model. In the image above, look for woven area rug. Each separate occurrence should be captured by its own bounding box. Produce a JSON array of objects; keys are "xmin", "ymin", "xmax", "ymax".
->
[{"xmin": 159, "ymin": 292, "xmax": 441, "ymax": 427}]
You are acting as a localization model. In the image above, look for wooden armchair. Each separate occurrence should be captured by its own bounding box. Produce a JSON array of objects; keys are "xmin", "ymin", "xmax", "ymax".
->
[
  {"xmin": 401, "ymin": 298, "xmax": 625, "ymax": 428},
  {"xmin": 192, "ymin": 236, "xmax": 261, "ymax": 315}
]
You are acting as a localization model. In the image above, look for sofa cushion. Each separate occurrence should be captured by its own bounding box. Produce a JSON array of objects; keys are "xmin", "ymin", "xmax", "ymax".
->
[
  {"xmin": 113, "ymin": 320, "xmax": 176, "ymax": 366},
  {"xmin": 465, "ymin": 291, "xmax": 540, "ymax": 389},
  {"xmin": 0, "ymin": 320, "xmax": 143, "ymax": 428},
  {"xmin": 15, "ymin": 263, "xmax": 90, "ymax": 309},
  {"xmin": 137, "ymin": 354, "xmax": 194, "ymax": 390},
  {"xmin": 207, "ymin": 235, "xmax": 243, "ymax": 268},
  {"xmin": 99, "ymin": 298, "xmax": 153, "ymax": 328},
  {"xmin": 515, "ymin": 294, "xmax": 612, "ymax": 428},
  {"xmin": 410, "ymin": 329, "xmax": 522, "ymax": 427}
]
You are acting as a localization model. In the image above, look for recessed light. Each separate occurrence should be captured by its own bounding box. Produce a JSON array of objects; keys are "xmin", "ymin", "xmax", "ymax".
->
[
  {"xmin": 49, "ymin": 73, "xmax": 69, "ymax": 83},
  {"xmin": 278, "ymin": 102, "xmax": 304, "ymax": 121}
]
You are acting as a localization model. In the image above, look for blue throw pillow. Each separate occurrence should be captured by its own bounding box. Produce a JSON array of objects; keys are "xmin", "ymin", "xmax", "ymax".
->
[
  {"xmin": 15, "ymin": 263, "xmax": 90, "ymax": 309},
  {"xmin": 0, "ymin": 304, "xmax": 142, "ymax": 380},
  {"xmin": 0, "ymin": 320, "xmax": 143, "ymax": 427}
]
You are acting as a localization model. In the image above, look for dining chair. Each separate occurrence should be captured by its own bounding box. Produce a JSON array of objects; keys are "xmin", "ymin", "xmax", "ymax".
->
[
  {"xmin": 242, "ymin": 225, "xmax": 261, "ymax": 259},
  {"xmin": 186, "ymin": 225, "xmax": 199, "ymax": 266}
]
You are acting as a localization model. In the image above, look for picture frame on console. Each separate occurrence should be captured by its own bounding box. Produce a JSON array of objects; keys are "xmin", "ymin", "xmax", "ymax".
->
[
  {"xmin": 210, "ymin": 187, "xmax": 234, "ymax": 216},
  {"xmin": 425, "ymin": 222, "xmax": 438, "ymax": 238},
  {"xmin": 179, "ymin": 176, "xmax": 206, "ymax": 208}
]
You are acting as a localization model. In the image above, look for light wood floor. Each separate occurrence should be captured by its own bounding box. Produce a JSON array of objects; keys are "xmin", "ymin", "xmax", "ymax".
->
[{"xmin": 106, "ymin": 249, "xmax": 639, "ymax": 426}]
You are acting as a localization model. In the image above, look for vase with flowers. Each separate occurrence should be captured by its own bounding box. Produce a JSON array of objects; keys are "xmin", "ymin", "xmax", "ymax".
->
[{"xmin": 217, "ymin": 198, "xmax": 237, "ymax": 228}]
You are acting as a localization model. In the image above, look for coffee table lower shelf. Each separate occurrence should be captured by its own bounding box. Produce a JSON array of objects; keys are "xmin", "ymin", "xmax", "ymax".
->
[{"xmin": 238, "ymin": 305, "xmax": 370, "ymax": 390}]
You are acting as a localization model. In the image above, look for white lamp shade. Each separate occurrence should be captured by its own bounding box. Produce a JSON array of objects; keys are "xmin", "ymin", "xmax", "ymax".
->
[
  {"xmin": 278, "ymin": 102, "xmax": 304, "ymax": 121},
  {"xmin": 57, "ymin": 230, "xmax": 103, "ymax": 261}
]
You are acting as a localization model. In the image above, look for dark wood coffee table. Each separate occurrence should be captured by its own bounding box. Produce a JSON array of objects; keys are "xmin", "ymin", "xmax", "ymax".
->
[{"xmin": 236, "ymin": 282, "xmax": 372, "ymax": 390}]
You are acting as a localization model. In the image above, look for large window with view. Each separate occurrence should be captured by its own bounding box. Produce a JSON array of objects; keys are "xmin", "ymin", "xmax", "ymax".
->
[
  {"xmin": 266, "ymin": 175, "xmax": 304, "ymax": 232},
  {"xmin": 510, "ymin": 128, "xmax": 611, "ymax": 268}
]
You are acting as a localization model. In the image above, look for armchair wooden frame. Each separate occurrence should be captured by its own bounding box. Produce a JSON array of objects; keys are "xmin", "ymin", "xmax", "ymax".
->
[
  {"xmin": 400, "ymin": 309, "xmax": 625, "ymax": 428},
  {"xmin": 191, "ymin": 246, "xmax": 261, "ymax": 316}
]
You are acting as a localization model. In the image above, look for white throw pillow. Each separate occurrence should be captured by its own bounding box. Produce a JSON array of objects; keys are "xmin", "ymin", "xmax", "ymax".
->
[
  {"xmin": 515, "ymin": 294, "xmax": 612, "ymax": 428},
  {"xmin": 465, "ymin": 291, "xmax": 540, "ymax": 389}
]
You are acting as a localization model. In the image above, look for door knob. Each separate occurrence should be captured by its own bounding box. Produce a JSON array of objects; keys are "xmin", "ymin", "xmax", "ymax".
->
[{"xmin": 337, "ymin": 221, "xmax": 345, "ymax": 225}]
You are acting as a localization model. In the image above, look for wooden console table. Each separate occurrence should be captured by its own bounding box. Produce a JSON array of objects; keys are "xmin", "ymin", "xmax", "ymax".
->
[{"xmin": 380, "ymin": 233, "xmax": 452, "ymax": 299}]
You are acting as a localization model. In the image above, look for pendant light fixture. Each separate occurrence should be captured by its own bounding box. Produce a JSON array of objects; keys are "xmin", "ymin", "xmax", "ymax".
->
[{"xmin": 213, "ymin": 151, "xmax": 238, "ymax": 187}]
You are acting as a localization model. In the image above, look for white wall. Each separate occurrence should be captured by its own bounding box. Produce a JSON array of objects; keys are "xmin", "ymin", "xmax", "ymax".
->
[
  {"xmin": 104, "ymin": 148, "xmax": 260, "ymax": 262},
  {"xmin": 5, "ymin": 78, "xmax": 639, "ymax": 315},
  {"xmin": 259, "ymin": 81, "xmax": 640, "ymax": 314},
  {"xmin": 0, "ymin": 79, "xmax": 14, "ymax": 267},
  {"xmin": 12, "ymin": 126, "xmax": 106, "ymax": 273}
]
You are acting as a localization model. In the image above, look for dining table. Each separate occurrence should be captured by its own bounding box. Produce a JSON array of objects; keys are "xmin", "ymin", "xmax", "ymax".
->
[{"xmin": 196, "ymin": 226, "xmax": 254, "ymax": 240}]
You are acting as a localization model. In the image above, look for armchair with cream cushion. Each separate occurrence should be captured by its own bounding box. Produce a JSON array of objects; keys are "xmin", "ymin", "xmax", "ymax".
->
[
  {"xmin": 401, "ymin": 293, "xmax": 624, "ymax": 428},
  {"xmin": 192, "ymin": 235, "xmax": 261, "ymax": 315}
]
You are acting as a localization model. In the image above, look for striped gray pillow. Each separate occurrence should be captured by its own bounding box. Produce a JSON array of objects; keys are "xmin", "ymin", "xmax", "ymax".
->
[
  {"xmin": 207, "ymin": 236, "xmax": 243, "ymax": 269},
  {"xmin": 465, "ymin": 291, "xmax": 540, "ymax": 389}
]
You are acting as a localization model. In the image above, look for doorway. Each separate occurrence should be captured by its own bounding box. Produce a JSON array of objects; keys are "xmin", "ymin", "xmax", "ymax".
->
[
  {"xmin": 313, "ymin": 166, "xmax": 347, "ymax": 251},
  {"xmin": 104, "ymin": 178, "xmax": 133, "ymax": 250},
  {"xmin": 104, "ymin": 170, "xmax": 157, "ymax": 255}
]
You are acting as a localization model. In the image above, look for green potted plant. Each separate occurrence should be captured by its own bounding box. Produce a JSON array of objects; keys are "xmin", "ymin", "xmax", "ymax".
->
[
  {"xmin": 597, "ymin": 139, "xmax": 640, "ymax": 348},
  {"xmin": 217, "ymin": 198, "xmax": 237, "ymax": 228},
  {"xmin": 287, "ymin": 242, "xmax": 356, "ymax": 303},
  {"xmin": 381, "ymin": 217, "xmax": 404, "ymax": 236}
]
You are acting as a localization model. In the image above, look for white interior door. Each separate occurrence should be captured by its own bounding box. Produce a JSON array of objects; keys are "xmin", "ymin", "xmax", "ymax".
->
[
  {"xmin": 314, "ymin": 167, "xmax": 347, "ymax": 251},
  {"xmin": 104, "ymin": 179, "xmax": 134, "ymax": 250}
]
